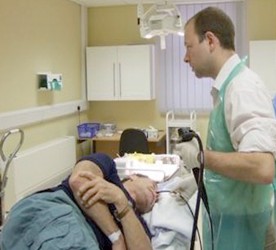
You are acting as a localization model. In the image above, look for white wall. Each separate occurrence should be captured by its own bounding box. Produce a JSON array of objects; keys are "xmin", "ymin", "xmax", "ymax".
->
[{"xmin": 249, "ymin": 40, "xmax": 276, "ymax": 98}]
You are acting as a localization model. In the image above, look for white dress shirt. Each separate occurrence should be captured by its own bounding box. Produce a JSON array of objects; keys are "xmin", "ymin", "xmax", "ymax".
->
[{"xmin": 211, "ymin": 54, "xmax": 276, "ymax": 157}]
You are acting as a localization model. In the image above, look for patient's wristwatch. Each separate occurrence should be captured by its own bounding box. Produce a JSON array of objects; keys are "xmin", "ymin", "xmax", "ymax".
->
[{"xmin": 114, "ymin": 200, "xmax": 133, "ymax": 221}]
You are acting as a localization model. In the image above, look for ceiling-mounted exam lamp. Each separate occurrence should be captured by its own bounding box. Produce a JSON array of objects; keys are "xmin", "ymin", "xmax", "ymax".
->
[{"xmin": 137, "ymin": 1, "xmax": 184, "ymax": 50}]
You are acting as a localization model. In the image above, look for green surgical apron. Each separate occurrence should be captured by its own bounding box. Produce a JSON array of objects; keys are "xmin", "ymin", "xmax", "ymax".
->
[
  {"xmin": 203, "ymin": 60, "xmax": 273, "ymax": 250},
  {"xmin": 273, "ymin": 173, "xmax": 276, "ymax": 232}
]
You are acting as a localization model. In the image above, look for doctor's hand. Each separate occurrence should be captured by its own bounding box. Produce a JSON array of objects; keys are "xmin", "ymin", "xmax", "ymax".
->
[{"xmin": 173, "ymin": 138, "xmax": 200, "ymax": 170}]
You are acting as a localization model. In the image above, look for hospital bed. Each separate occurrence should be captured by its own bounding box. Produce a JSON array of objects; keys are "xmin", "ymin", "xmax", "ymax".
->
[
  {"xmin": 0, "ymin": 131, "xmax": 201, "ymax": 250},
  {"xmin": 0, "ymin": 129, "xmax": 24, "ymax": 227},
  {"xmin": 0, "ymin": 129, "xmax": 24, "ymax": 249},
  {"xmin": 0, "ymin": 129, "xmax": 76, "ymax": 248},
  {"xmin": 114, "ymin": 153, "xmax": 200, "ymax": 250}
]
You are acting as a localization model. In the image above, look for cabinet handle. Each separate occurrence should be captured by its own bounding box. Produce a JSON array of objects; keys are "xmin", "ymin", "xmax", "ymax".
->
[
  {"xmin": 119, "ymin": 63, "xmax": 122, "ymax": 97},
  {"xmin": 113, "ymin": 63, "xmax": 116, "ymax": 97}
]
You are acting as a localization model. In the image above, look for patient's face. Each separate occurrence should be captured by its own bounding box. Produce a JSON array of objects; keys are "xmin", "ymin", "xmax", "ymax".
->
[{"xmin": 130, "ymin": 175, "xmax": 157, "ymax": 213}]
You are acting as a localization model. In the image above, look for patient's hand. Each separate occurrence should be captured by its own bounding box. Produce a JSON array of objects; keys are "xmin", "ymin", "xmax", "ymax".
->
[{"xmin": 76, "ymin": 171, "xmax": 127, "ymax": 209}]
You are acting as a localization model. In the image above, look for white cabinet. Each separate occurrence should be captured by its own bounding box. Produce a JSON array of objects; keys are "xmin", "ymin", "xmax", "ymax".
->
[
  {"xmin": 86, "ymin": 45, "xmax": 155, "ymax": 101},
  {"xmin": 166, "ymin": 111, "xmax": 197, "ymax": 154}
]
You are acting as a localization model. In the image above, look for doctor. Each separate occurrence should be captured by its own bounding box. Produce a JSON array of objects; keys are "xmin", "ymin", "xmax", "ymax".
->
[{"xmin": 175, "ymin": 6, "xmax": 276, "ymax": 250}]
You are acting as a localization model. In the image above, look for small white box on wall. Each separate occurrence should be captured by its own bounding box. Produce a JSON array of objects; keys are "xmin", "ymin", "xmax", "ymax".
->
[{"xmin": 38, "ymin": 73, "xmax": 63, "ymax": 91}]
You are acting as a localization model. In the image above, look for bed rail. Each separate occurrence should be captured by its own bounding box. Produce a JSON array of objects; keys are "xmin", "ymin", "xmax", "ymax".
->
[{"xmin": 0, "ymin": 128, "xmax": 24, "ymax": 227}]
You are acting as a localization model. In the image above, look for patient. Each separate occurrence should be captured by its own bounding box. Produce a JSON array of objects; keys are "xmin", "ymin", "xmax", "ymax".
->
[{"xmin": 1, "ymin": 153, "xmax": 157, "ymax": 250}]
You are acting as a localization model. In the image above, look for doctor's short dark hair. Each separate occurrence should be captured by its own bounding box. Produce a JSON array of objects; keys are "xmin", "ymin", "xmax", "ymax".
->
[{"xmin": 186, "ymin": 6, "xmax": 235, "ymax": 51}]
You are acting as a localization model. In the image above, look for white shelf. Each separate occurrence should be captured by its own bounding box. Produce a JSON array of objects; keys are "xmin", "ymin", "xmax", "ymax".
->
[
  {"xmin": 167, "ymin": 119, "xmax": 193, "ymax": 128},
  {"xmin": 0, "ymin": 100, "xmax": 87, "ymax": 132}
]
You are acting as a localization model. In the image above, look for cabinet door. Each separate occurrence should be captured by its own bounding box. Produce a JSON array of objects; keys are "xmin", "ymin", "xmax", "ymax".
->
[
  {"xmin": 86, "ymin": 47, "xmax": 118, "ymax": 100},
  {"xmin": 118, "ymin": 45, "xmax": 155, "ymax": 100}
]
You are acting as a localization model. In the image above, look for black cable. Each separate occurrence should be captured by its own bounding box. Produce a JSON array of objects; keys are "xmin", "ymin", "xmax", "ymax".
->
[
  {"xmin": 178, "ymin": 128, "xmax": 214, "ymax": 250},
  {"xmin": 193, "ymin": 167, "xmax": 214, "ymax": 250},
  {"xmin": 157, "ymin": 190, "xmax": 203, "ymax": 250},
  {"xmin": 77, "ymin": 106, "xmax": 81, "ymax": 125},
  {"xmin": 191, "ymin": 133, "xmax": 214, "ymax": 250},
  {"xmin": 189, "ymin": 133, "xmax": 204, "ymax": 250}
]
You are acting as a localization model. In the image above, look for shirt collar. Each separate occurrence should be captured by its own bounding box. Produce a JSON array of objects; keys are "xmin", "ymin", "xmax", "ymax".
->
[{"xmin": 213, "ymin": 54, "xmax": 241, "ymax": 92}]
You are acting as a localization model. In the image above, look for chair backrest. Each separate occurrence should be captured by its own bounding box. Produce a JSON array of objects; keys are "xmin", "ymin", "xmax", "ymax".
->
[{"xmin": 119, "ymin": 128, "xmax": 149, "ymax": 156}]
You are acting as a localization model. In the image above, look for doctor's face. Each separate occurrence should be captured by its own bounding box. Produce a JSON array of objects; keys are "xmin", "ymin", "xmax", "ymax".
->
[{"xmin": 184, "ymin": 21, "xmax": 212, "ymax": 78}]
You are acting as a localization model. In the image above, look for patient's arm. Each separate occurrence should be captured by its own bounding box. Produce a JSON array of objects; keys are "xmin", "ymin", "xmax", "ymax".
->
[
  {"xmin": 69, "ymin": 160, "xmax": 152, "ymax": 250},
  {"xmin": 69, "ymin": 160, "xmax": 126, "ymax": 249}
]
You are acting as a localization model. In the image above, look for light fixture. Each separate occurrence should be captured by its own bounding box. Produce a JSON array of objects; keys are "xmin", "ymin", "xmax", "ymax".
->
[{"xmin": 137, "ymin": 1, "xmax": 184, "ymax": 50}]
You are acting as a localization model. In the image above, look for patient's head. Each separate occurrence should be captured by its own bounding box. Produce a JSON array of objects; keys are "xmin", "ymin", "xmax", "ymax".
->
[{"xmin": 122, "ymin": 174, "xmax": 157, "ymax": 214}]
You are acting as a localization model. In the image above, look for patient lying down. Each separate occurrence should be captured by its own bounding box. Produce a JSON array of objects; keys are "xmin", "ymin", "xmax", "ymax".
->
[
  {"xmin": 2, "ymin": 153, "xmax": 156, "ymax": 250},
  {"xmin": 1, "ymin": 153, "xmax": 196, "ymax": 250}
]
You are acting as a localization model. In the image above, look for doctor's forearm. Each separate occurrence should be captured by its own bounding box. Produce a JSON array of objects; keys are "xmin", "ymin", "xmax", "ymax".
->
[{"xmin": 204, "ymin": 150, "xmax": 274, "ymax": 184}]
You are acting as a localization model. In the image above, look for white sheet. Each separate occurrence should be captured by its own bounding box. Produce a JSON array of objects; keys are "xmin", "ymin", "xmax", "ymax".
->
[
  {"xmin": 114, "ymin": 154, "xmax": 181, "ymax": 182},
  {"xmin": 143, "ymin": 174, "xmax": 198, "ymax": 250}
]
